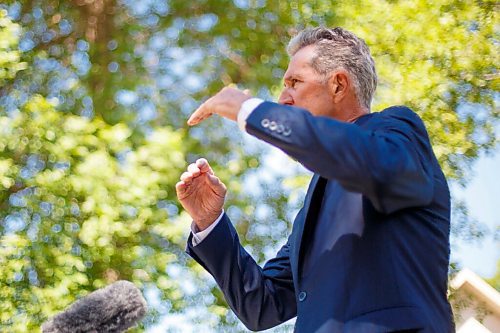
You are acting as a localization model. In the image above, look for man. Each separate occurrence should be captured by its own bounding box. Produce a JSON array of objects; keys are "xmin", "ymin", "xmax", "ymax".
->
[{"xmin": 176, "ymin": 27, "xmax": 454, "ymax": 332}]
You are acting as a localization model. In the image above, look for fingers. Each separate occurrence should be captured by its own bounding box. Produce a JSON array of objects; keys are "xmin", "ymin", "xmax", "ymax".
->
[
  {"xmin": 177, "ymin": 158, "xmax": 225, "ymax": 199},
  {"xmin": 183, "ymin": 160, "xmax": 213, "ymax": 176},
  {"xmin": 187, "ymin": 101, "xmax": 212, "ymax": 126},
  {"xmin": 196, "ymin": 158, "xmax": 214, "ymax": 175},
  {"xmin": 179, "ymin": 159, "xmax": 213, "ymax": 183},
  {"xmin": 181, "ymin": 161, "xmax": 205, "ymax": 181},
  {"xmin": 175, "ymin": 180, "xmax": 188, "ymax": 198},
  {"xmin": 175, "ymin": 180, "xmax": 186, "ymax": 190},
  {"xmin": 180, "ymin": 171, "xmax": 193, "ymax": 183},
  {"xmin": 187, "ymin": 86, "xmax": 250, "ymax": 126},
  {"xmin": 187, "ymin": 163, "xmax": 201, "ymax": 177}
]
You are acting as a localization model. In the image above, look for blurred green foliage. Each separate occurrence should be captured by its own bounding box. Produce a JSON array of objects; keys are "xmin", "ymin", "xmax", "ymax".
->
[
  {"xmin": 0, "ymin": 1, "xmax": 498, "ymax": 331},
  {"xmin": 0, "ymin": 10, "xmax": 26, "ymax": 84},
  {"xmin": 486, "ymin": 259, "xmax": 500, "ymax": 292},
  {"xmin": 0, "ymin": 94, "xmax": 188, "ymax": 330}
]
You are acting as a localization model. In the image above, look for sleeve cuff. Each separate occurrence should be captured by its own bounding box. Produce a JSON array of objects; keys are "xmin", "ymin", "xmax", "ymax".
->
[
  {"xmin": 238, "ymin": 97, "xmax": 264, "ymax": 132},
  {"xmin": 190, "ymin": 210, "xmax": 225, "ymax": 246}
]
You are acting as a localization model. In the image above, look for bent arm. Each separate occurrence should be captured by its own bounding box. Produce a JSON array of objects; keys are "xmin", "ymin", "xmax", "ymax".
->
[
  {"xmin": 186, "ymin": 213, "xmax": 296, "ymax": 331},
  {"xmin": 245, "ymin": 102, "xmax": 435, "ymax": 214}
]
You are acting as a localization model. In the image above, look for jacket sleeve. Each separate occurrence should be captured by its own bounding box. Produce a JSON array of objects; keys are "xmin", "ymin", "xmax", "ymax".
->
[
  {"xmin": 186, "ymin": 213, "xmax": 297, "ymax": 331},
  {"xmin": 245, "ymin": 102, "xmax": 435, "ymax": 214}
]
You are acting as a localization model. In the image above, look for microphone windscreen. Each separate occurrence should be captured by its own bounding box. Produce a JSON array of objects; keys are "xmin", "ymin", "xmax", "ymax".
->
[{"xmin": 42, "ymin": 280, "xmax": 147, "ymax": 333}]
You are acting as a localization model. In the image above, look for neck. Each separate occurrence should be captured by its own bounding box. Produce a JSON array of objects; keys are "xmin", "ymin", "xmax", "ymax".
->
[
  {"xmin": 334, "ymin": 103, "xmax": 369, "ymax": 123},
  {"xmin": 346, "ymin": 107, "xmax": 369, "ymax": 123}
]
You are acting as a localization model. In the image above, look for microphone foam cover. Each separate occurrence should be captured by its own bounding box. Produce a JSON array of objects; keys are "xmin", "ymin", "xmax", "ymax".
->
[{"xmin": 42, "ymin": 280, "xmax": 147, "ymax": 333}]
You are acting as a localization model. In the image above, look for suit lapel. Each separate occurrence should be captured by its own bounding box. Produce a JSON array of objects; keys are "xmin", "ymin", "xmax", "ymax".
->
[
  {"xmin": 293, "ymin": 174, "xmax": 320, "ymax": 280},
  {"xmin": 292, "ymin": 115, "xmax": 370, "ymax": 272}
]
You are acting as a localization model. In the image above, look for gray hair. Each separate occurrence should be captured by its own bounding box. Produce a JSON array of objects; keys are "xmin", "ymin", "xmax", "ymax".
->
[{"xmin": 287, "ymin": 27, "xmax": 377, "ymax": 110}]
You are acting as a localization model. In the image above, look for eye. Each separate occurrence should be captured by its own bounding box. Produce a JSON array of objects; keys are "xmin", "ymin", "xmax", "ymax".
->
[
  {"xmin": 285, "ymin": 79, "xmax": 299, "ymax": 88},
  {"xmin": 284, "ymin": 78, "xmax": 300, "ymax": 89}
]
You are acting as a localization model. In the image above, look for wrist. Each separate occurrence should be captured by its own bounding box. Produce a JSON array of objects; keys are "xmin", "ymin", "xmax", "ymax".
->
[
  {"xmin": 228, "ymin": 95, "xmax": 252, "ymax": 122},
  {"xmin": 194, "ymin": 210, "xmax": 223, "ymax": 231}
]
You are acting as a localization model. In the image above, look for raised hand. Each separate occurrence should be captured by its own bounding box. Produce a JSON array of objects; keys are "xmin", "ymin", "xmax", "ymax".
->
[
  {"xmin": 176, "ymin": 158, "xmax": 227, "ymax": 231},
  {"xmin": 187, "ymin": 86, "xmax": 252, "ymax": 126}
]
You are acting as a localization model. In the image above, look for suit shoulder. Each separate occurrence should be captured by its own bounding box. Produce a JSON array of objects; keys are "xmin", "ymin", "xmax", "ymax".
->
[
  {"xmin": 375, "ymin": 106, "xmax": 428, "ymax": 132},
  {"xmin": 379, "ymin": 105, "xmax": 423, "ymax": 124}
]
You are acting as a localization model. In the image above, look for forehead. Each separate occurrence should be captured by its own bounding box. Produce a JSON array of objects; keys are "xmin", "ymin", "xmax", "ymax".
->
[{"xmin": 284, "ymin": 44, "xmax": 318, "ymax": 78}]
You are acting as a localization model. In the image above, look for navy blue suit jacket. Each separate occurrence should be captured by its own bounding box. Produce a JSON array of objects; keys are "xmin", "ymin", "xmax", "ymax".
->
[{"xmin": 186, "ymin": 102, "xmax": 454, "ymax": 332}]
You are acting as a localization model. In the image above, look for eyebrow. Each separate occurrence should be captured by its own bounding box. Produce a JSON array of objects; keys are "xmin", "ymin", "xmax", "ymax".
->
[{"xmin": 284, "ymin": 74, "xmax": 304, "ymax": 82}]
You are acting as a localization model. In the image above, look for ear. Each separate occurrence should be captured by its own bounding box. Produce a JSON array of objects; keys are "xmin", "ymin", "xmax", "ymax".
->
[{"xmin": 328, "ymin": 70, "xmax": 350, "ymax": 103}]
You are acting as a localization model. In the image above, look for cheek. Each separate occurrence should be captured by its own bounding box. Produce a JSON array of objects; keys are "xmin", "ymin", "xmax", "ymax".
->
[
  {"xmin": 302, "ymin": 89, "xmax": 324, "ymax": 105},
  {"xmin": 293, "ymin": 86, "xmax": 326, "ymax": 108},
  {"xmin": 313, "ymin": 88, "xmax": 332, "ymax": 104},
  {"xmin": 295, "ymin": 88, "xmax": 313, "ymax": 101}
]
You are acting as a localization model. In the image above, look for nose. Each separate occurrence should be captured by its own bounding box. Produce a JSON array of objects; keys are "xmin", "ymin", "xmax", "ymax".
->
[{"xmin": 278, "ymin": 88, "xmax": 293, "ymax": 105}]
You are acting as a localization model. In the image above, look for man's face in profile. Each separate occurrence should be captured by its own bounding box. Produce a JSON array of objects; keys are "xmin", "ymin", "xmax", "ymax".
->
[{"xmin": 278, "ymin": 44, "xmax": 335, "ymax": 118}]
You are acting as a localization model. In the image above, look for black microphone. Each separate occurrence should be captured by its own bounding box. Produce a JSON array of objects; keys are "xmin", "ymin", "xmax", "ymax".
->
[{"xmin": 42, "ymin": 280, "xmax": 147, "ymax": 333}]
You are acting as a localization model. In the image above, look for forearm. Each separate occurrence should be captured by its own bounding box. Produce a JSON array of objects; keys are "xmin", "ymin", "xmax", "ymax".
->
[{"xmin": 186, "ymin": 214, "xmax": 296, "ymax": 330}]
